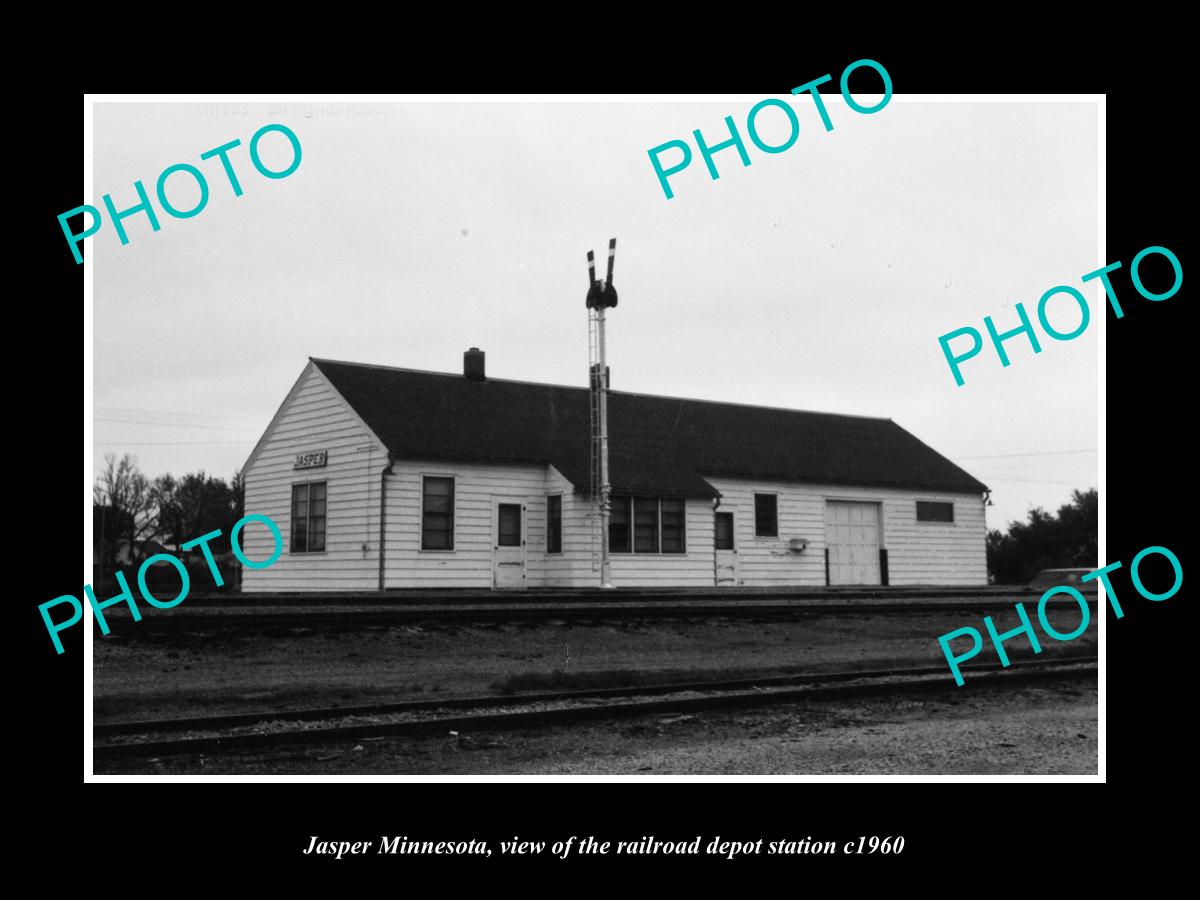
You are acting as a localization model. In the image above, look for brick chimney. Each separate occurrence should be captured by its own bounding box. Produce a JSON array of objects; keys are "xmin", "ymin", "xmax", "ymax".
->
[{"xmin": 464, "ymin": 347, "xmax": 486, "ymax": 382}]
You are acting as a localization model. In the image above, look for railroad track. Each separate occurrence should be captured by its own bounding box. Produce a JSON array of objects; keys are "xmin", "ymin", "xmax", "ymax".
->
[
  {"xmin": 97, "ymin": 597, "xmax": 1097, "ymax": 632},
  {"xmin": 136, "ymin": 586, "xmax": 1059, "ymax": 607},
  {"xmin": 94, "ymin": 655, "xmax": 1097, "ymax": 762}
]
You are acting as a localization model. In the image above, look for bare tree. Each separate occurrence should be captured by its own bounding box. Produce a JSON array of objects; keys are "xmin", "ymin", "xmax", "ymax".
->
[
  {"xmin": 94, "ymin": 453, "xmax": 159, "ymax": 566},
  {"xmin": 155, "ymin": 471, "xmax": 240, "ymax": 553},
  {"xmin": 231, "ymin": 469, "xmax": 245, "ymax": 520},
  {"xmin": 152, "ymin": 474, "xmax": 185, "ymax": 553}
]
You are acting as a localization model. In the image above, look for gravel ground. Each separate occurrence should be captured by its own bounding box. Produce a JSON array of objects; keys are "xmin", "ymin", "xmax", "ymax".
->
[
  {"xmin": 94, "ymin": 609, "xmax": 1096, "ymax": 722},
  {"xmin": 100, "ymin": 676, "xmax": 1097, "ymax": 775}
]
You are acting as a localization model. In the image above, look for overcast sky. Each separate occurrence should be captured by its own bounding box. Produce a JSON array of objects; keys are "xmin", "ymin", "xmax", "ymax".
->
[{"xmin": 92, "ymin": 98, "xmax": 1098, "ymax": 532}]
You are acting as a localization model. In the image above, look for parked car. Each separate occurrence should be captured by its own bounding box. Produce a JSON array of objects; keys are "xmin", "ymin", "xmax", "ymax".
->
[{"xmin": 1025, "ymin": 568, "xmax": 1097, "ymax": 592}]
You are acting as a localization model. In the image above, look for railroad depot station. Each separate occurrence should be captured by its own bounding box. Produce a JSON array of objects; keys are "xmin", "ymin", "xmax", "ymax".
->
[{"xmin": 241, "ymin": 350, "xmax": 989, "ymax": 592}]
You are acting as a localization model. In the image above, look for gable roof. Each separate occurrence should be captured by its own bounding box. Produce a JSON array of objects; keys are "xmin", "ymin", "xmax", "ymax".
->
[
  {"xmin": 311, "ymin": 358, "xmax": 988, "ymax": 497},
  {"xmin": 243, "ymin": 360, "xmax": 316, "ymax": 476}
]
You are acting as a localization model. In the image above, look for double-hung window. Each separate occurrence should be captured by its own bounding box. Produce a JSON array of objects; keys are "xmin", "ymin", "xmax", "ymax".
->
[
  {"xmin": 660, "ymin": 499, "xmax": 686, "ymax": 553},
  {"xmin": 715, "ymin": 511, "xmax": 734, "ymax": 550},
  {"xmin": 290, "ymin": 482, "xmax": 327, "ymax": 552},
  {"xmin": 422, "ymin": 476, "xmax": 455, "ymax": 550},
  {"xmin": 547, "ymin": 495, "xmax": 562, "ymax": 553},
  {"xmin": 754, "ymin": 493, "xmax": 778, "ymax": 537},
  {"xmin": 634, "ymin": 498, "xmax": 659, "ymax": 553},
  {"xmin": 609, "ymin": 497, "xmax": 632, "ymax": 553}
]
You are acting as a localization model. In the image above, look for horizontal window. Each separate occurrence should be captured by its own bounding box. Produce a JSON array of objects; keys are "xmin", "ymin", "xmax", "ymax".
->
[
  {"xmin": 608, "ymin": 496, "xmax": 685, "ymax": 554},
  {"xmin": 916, "ymin": 500, "xmax": 954, "ymax": 523}
]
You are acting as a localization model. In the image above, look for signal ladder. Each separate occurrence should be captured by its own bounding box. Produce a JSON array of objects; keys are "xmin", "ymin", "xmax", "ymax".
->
[
  {"xmin": 584, "ymin": 239, "xmax": 617, "ymax": 579},
  {"xmin": 588, "ymin": 309, "xmax": 602, "ymax": 571}
]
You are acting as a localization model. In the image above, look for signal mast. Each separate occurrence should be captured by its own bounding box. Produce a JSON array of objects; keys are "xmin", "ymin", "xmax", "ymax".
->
[{"xmin": 586, "ymin": 239, "xmax": 618, "ymax": 589}]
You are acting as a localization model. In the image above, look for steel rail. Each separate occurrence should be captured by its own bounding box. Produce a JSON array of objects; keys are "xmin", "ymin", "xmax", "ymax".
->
[
  {"xmin": 97, "ymin": 599, "xmax": 1098, "ymax": 631},
  {"xmin": 94, "ymin": 656, "xmax": 1097, "ymax": 761}
]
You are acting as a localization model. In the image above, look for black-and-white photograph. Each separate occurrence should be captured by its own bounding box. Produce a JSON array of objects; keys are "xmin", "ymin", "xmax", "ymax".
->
[{"xmin": 87, "ymin": 94, "xmax": 1099, "ymax": 776}]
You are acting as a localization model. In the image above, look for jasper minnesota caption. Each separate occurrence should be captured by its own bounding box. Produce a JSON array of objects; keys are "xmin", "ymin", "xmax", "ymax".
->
[{"xmin": 305, "ymin": 834, "xmax": 905, "ymax": 859}]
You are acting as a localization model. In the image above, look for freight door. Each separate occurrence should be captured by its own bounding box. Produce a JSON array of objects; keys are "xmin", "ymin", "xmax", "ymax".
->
[
  {"xmin": 824, "ymin": 501, "xmax": 882, "ymax": 585},
  {"xmin": 493, "ymin": 502, "xmax": 526, "ymax": 589}
]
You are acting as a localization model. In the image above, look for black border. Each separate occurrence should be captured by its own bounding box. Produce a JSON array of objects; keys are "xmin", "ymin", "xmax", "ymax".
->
[{"xmin": 29, "ymin": 26, "xmax": 1191, "ymax": 882}]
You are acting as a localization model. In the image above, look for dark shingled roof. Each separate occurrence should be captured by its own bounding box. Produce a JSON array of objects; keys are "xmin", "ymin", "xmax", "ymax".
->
[{"xmin": 313, "ymin": 359, "xmax": 987, "ymax": 497}]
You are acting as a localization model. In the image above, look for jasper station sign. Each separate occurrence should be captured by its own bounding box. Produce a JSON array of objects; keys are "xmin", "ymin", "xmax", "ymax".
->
[{"xmin": 294, "ymin": 450, "xmax": 327, "ymax": 470}]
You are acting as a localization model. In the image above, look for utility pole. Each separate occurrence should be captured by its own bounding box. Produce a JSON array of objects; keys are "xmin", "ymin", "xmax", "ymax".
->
[{"xmin": 586, "ymin": 239, "xmax": 618, "ymax": 589}]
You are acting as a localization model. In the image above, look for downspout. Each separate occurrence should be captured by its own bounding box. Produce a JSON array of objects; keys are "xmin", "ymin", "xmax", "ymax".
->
[{"xmin": 378, "ymin": 453, "xmax": 394, "ymax": 591}]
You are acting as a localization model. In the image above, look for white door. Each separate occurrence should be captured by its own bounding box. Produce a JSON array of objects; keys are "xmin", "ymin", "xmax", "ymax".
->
[
  {"xmin": 493, "ymin": 502, "xmax": 526, "ymax": 589},
  {"xmin": 715, "ymin": 511, "xmax": 738, "ymax": 585},
  {"xmin": 824, "ymin": 501, "xmax": 882, "ymax": 585}
]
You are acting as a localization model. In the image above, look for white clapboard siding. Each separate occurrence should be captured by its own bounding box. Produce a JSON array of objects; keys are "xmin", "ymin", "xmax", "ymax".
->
[
  {"xmin": 242, "ymin": 362, "xmax": 388, "ymax": 592},
  {"xmin": 705, "ymin": 477, "xmax": 987, "ymax": 586},
  {"xmin": 242, "ymin": 364, "xmax": 986, "ymax": 591},
  {"xmin": 552, "ymin": 490, "xmax": 717, "ymax": 588},
  {"xmin": 542, "ymin": 466, "xmax": 584, "ymax": 587},
  {"xmin": 383, "ymin": 458, "xmax": 554, "ymax": 589},
  {"xmin": 877, "ymin": 490, "xmax": 988, "ymax": 585}
]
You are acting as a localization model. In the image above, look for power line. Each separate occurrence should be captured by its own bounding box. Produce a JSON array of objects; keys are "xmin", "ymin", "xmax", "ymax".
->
[
  {"xmin": 94, "ymin": 417, "xmax": 257, "ymax": 433},
  {"xmin": 971, "ymin": 463, "xmax": 1098, "ymax": 473},
  {"xmin": 94, "ymin": 405, "xmax": 263, "ymax": 424},
  {"xmin": 94, "ymin": 440, "xmax": 249, "ymax": 446},
  {"xmin": 955, "ymin": 448, "xmax": 1098, "ymax": 460},
  {"xmin": 985, "ymin": 477, "xmax": 1097, "ymax": 487}
]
